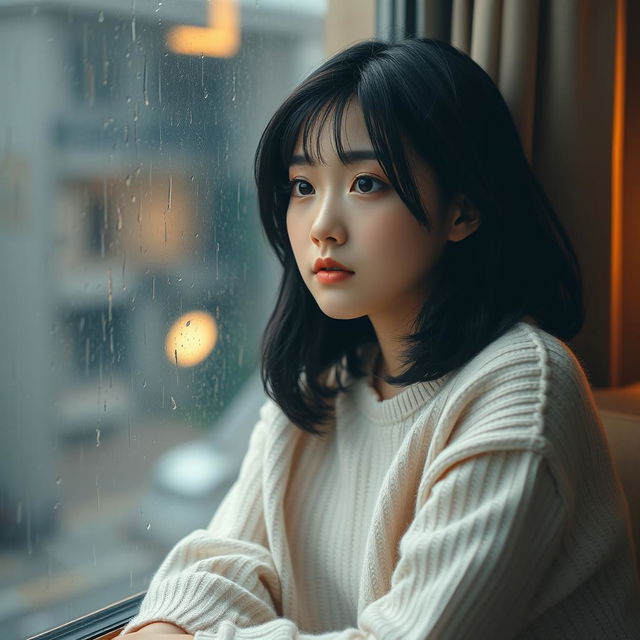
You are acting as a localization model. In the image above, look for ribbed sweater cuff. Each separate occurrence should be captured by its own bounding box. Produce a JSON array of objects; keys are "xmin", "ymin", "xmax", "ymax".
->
[
  {"xmin": 120, "ymin": 572, "xmax": 216, "ymax": 634},
  {"xmin": 120, "ymin": 570, "xmax": 276, "ymax": 636}
]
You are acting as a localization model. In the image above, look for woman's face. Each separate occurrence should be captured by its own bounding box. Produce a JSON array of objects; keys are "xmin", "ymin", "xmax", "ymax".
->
[{"xmin": 285, "ymin": 99, "xmax": 452, "ymax": 329}]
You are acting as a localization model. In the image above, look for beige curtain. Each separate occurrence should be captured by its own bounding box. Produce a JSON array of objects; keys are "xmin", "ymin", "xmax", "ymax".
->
[{"xmin": 418, "ymin": 0, "xmax": 620, "ymax": 390}]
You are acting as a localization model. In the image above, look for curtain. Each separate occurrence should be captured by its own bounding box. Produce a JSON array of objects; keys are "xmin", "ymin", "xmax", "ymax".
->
[{"xmin": 394, "ymin": 0, "xmax": 621, "ymax": 391}]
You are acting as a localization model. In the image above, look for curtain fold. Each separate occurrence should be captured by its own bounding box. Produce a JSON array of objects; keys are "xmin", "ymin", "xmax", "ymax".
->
[
  {"xmin": 450, "ymin": 0, "xmax": 541, "ymax": 161},
  {"xmin": 497, "ymin": 0, "xmax": 539, "ymax": 161},
  {"xmin": 451, "ymin": 0, "xmax": 473, "ymax": 53},
  {"xmin": 469, "ymin": 0, "xmax": 503, "ymax": 83}
]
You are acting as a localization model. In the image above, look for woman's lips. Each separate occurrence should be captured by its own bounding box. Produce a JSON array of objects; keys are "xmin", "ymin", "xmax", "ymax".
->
[
  {"xmin": 315, "ymin": 270, "xmax": 354, "ymax": 284},
  {"xmin": 313, "ymin": 257, "xmax": 353, "ymax": 273}
]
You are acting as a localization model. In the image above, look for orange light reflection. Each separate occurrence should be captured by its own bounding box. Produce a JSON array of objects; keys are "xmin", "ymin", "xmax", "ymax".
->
[
  {"xmin": 167, "ymin": 0, "xmax": 240, "ymax": 58},
  {"xmin": 611, "ymin": 0, "xmax": 626, "ymax": 387}
]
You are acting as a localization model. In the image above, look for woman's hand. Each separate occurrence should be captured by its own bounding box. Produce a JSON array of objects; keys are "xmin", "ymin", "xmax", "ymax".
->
[{"xmin": 122, "ymin": 621, "xmax": 193, "ymax": 638}]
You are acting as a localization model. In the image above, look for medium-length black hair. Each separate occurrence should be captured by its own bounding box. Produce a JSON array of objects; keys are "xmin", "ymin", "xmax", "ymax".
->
[{"xmin": 254, "ymin": 37, "xmax": 585, "ymax": 435}]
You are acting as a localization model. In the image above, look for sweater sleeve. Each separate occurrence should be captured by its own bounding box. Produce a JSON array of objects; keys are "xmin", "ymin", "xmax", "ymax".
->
[
  {"xmin": 120, "ymin": 400, "xmax": 282, "ymax": 636},
  {"xmin": 192, "ymin": 448, "xmax": 566, "ymax": 640}
]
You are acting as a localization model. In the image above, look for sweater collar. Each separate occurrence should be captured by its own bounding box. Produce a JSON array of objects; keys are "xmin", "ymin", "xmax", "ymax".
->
[{"xmin": 349, "ymin": 342, "xmax": 453, "ymax": 424}]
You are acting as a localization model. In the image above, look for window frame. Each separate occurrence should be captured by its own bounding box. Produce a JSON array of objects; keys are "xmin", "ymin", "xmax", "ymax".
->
[{"xmin": 26, "ymin": 592, "xmax": 145, "ymax": 640}]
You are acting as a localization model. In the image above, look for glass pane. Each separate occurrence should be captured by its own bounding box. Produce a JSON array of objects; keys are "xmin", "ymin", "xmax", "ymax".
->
[{"xmin": 0, "ymin": 1, "xmax": 326, "ymax": 637}]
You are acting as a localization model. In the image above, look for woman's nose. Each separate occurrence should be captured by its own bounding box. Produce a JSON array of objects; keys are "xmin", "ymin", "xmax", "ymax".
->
[{"xmin": 309, "ymin": 194, "xmax": 347, "ymax": 246}]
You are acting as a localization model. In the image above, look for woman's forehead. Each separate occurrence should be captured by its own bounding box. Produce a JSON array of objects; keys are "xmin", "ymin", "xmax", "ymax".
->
[{"xmin": 292, "ymin": 99, "xmax": 373, "ymax": 163}]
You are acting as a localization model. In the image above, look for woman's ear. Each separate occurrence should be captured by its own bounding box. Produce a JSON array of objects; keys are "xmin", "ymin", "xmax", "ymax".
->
[{"xmin": 447, "ymin": 196, "xmax": 481, "ymax": 243}]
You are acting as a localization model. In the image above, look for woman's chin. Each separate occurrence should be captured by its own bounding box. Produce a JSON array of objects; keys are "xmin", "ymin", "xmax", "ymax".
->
[{"xmin": 317, "ymin": 305, "xmax": 366, "ymax": 321}]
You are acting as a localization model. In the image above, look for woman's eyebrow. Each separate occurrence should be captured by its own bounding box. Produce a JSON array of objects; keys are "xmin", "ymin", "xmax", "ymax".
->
[{"xmin": 289, "ymin": 150, "xmax": 379, "ymax": 167}]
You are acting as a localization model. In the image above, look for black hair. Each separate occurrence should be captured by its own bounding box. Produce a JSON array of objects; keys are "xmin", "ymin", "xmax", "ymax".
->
[{"xmin": 254, "ymin": 37, "xmax": 585, "ymax": 435}]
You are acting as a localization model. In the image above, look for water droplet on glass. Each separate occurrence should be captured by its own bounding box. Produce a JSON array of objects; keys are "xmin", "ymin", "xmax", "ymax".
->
[
  {"xmin": 56, "ymin": 477, "xmax": 62, "ymax": 486},
  {"xmin": 98, "ymin": 10, "xmax": 104, "ymax": 22},
  {"xmin": 143, "ymin": 55, "xmax": 149, "ymax": 106},
  {"xmin": 170, "ymin": 395, "xmax": 177, "ymax": 410},
  {"xmin": 107, "ymin": 268, "xmax": 113, "ymax": 324},
  {"xmin": 53, "ymin": 502, "xmax": 61, "ymax": 511},
  {"xmin": 146, "ymin": 522, "xmax": 151, "ymax": 530},
  {"xmin": 96, "ymin": 427, "xmax": 101, "ymax": 447}
]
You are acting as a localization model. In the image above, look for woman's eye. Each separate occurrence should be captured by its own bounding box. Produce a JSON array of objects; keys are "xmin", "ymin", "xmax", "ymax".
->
[
  {"xmin": 290, "ymin": 179, "xmax": 314, "ymax": 196},
  {"xmin": 352, "ymin": 176, "xmax": 384, "ymax": 193}
]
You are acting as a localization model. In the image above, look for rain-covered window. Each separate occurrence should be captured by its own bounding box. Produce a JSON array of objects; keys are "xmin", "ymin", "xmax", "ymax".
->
[{"xmin": 0, "ymin": 1, "xmax": 326, "ymax": 636}]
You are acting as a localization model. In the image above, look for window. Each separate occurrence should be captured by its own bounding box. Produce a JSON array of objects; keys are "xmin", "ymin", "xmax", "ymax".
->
[{"xmin": 0, "ymin": 1, "xmax": 327, "ymax": 637}]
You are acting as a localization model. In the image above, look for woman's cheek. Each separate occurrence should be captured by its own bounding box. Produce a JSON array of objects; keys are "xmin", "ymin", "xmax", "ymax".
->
[
  {"xmin": 361, "ymin": 222, "xmax": 406, "ymax": 270},
  {"xmin": 286, "ymin": 217, "xmax": 307, "ymax": 269}
]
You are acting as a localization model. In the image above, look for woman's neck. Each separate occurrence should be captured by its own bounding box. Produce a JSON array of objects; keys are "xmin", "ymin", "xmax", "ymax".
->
[{"xmin": 371, "ymin": 346, "xmax": 403, "ymax": 401}]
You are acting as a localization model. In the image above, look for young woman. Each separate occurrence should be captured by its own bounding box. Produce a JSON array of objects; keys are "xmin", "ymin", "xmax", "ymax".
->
[{"xmin": 121, "ymin": 38, "xmax": 640, "ymax": 639}]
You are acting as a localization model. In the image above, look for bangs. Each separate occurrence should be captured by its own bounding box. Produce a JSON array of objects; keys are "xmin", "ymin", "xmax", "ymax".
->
[
  {"xmin": 275, "ymin": 86, "xmax": 435, "ymax": 231},
  {"xmin": 277, "ymin": 91, "xmax": 359, "ymax": 168}
]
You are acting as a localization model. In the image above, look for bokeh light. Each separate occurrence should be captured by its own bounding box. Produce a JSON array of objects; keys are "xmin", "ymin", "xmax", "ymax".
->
[{"xmin": 165, "ymin": 311, "xmax": 218, "ymax": 368}]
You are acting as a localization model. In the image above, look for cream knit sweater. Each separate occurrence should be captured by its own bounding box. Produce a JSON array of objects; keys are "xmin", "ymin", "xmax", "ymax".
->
[{"xmin": 121, "ymin": 321, "xmax": 640, "ymax": 639}]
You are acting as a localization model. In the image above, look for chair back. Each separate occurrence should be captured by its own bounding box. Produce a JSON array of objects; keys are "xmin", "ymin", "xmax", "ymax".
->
[{"xmin": 593, "ymin": 384, "xmax": 640, "ymax": 579}]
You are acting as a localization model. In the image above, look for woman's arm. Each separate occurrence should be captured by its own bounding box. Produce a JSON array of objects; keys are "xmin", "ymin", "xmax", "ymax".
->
[
  {"xmin": 120, "ymin": 400, "xmax": 283, "ymax": 637},
  {"xmin": 186, "ymin": 447, "xmax": 566, "ymax": 640}
]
